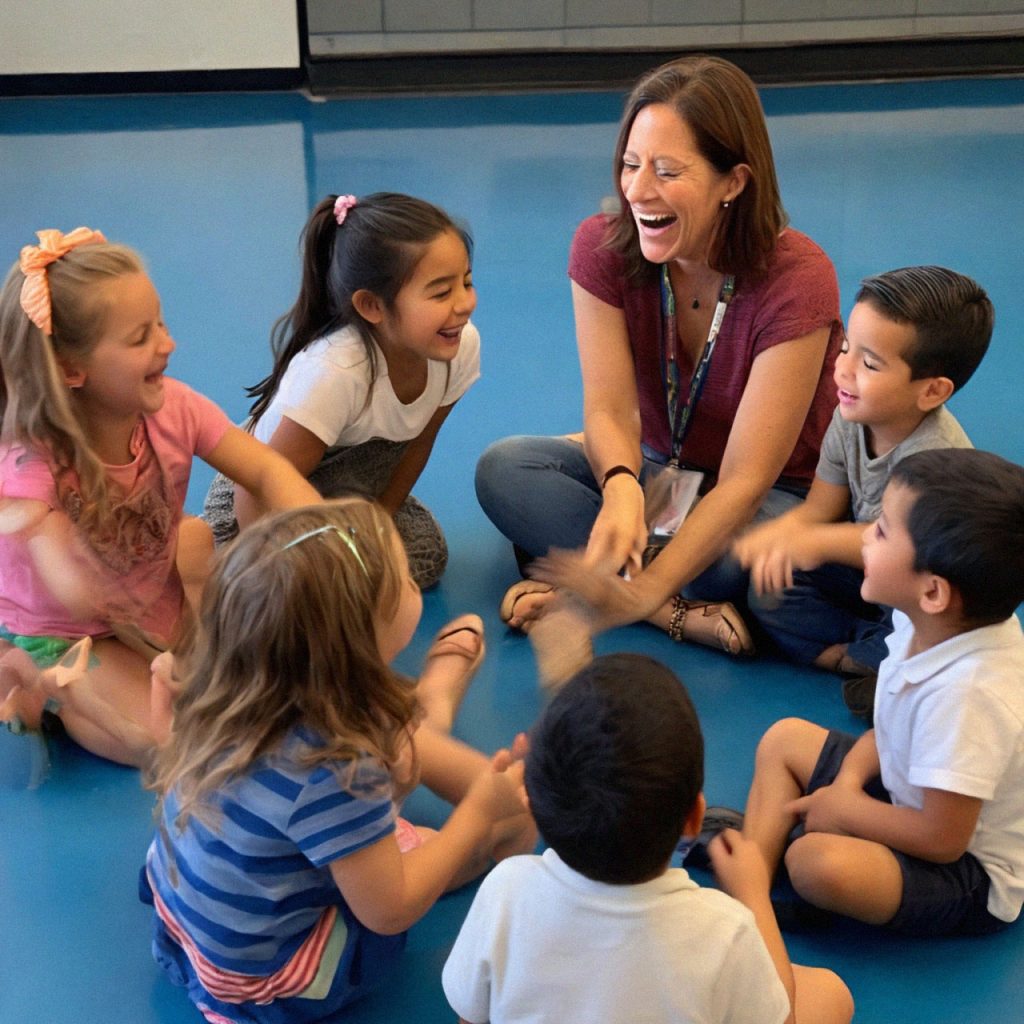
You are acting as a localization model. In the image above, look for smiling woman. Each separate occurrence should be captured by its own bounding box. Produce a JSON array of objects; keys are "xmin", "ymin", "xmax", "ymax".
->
[{"xmin": 475, "ymin": 54, "xmax": 843, "ymax": 657}]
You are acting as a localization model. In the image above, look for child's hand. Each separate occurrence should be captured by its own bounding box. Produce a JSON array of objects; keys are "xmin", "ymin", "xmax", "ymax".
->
[
  {"xmin": 528, "ymin": 600, "xmax": 594, "ymax": 693},
  {"xmin": 708, "ymin": 828, "xmax": 772, "ymax": 906},
  {"xmin": 468, "ymin": 757, "xmax": 529, "ymax": 825},
  {"xmin": 490, "ymin": 731, "xmax": 529, "ymax": 772},
  {"xmin": 786, "ymin": 783, "xmax": 856, "ymax": 836}
]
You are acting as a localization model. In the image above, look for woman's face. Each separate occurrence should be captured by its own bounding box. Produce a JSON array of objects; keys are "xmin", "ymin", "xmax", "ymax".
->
[{"xmin": 619, "ymin": 103, "xmax": 745, "ymax": 268}]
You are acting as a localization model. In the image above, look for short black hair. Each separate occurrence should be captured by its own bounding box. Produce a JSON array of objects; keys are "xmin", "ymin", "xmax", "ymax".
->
[
  {"xmin": 891, "ymin": 448, "xmax": 1024, "ymax": 624},
  {"xmin": 856, "ymin": 266, "xmax": 993, "ymax": 392},
  {"xmin": 524, "ymin": 653, "xmax": 704, "ymax": 885}
]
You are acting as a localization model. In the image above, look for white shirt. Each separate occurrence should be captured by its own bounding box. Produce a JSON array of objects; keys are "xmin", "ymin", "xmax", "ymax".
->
[
  {"xmin": 442, "ymin": 849, "xmax": 789, "ymax": 1024},
  {"xmin": 876, "ymin": 611, "xmax": 1024, "ymax": 921},
  {"xmin": 253, "ymin": 321, "xmax": 480, "ymax": 448}
]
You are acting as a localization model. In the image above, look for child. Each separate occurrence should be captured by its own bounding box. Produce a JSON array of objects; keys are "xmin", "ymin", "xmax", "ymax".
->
[
  {"xmin": 144, "ymin": 498, "xmax": 536, "ymax": 1024},
  {"xmin": 740, "ymin": 448, "xmax": 1024, "ymax": 936},
  {"xmin": 735, "ymin": 266, "xmax": 991, "ymax": 708},
  {"xmin": 0, "ymin": 228, "xmax": 319, "ymax": 766},
  {"xmin": 443, "ymin": 653, "xmax": 853, "ymax": 1024},
  {"xmin": 203, "ymin": 192, "xmax": 480, "ymax": 588}
]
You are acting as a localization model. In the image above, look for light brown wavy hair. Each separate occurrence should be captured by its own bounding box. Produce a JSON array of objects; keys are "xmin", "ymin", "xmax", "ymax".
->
[
  {"xmin": 150, "ymin": 498, "xmax": 420, "ymax": 829},
  {"xmin": 0, "ymin": 240, "xmax": 144, "ymax": 540},
  {"xmin": 606, "ymin": 54, "xmax": 788, "ymax": 282}
]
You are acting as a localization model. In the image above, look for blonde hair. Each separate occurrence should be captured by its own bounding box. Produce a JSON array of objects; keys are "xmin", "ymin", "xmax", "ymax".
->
[
  {"xmin": 151, "ymin": 498, "xmax": 420, "ymax": 829},
  {"xmin": 0, "ymin": 240, "xmax": 145, "ymax": 539}
]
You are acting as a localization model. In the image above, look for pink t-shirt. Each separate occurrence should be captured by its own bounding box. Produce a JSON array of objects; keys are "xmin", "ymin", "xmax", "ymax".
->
[
  {"xmin": 0, "ymin": 378, "xmax": 230, "ymax": 644},
  {"xmin": 568, "ymin": 215, "xmax": 842, "ymax": 487}
]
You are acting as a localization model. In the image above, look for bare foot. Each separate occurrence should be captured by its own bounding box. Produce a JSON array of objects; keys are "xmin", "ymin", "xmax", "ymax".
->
[
  {"xmin": 499, "ymin": 580, "xmax": 557, "ymax": 633},
  {"xmin": 1, "ymin": 644, "xmax": 51, "ymax": 731},
  {"xmin": 417, "ymin": 614, "xmax": 485, "ymax": 734}
]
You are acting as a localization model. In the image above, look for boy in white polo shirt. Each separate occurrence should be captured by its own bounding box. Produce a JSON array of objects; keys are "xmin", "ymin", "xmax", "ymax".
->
[
  {"xmin": 742, "ymin": 448, "xmax": 1024, "ymax": 935},
  {"xmin": 443, "ymin": 653, "xmax": 853, "ymax": 1024}
]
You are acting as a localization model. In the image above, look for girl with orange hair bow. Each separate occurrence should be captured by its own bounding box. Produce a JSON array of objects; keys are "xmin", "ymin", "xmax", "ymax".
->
[{"xmin": 0, "ymin": 228, "xmax": 320, "ymax": 768}]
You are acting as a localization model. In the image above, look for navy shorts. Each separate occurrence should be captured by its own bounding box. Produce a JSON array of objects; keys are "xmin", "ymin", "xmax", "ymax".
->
[{"xmin": 803, "ymin": 729, "xmax": 1009, "ymax": 937}]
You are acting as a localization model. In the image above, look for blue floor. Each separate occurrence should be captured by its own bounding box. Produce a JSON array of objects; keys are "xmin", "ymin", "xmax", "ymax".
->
[{"xmin": 2, "ymin": 76, "xmax": 1023, "ymax": 1023}]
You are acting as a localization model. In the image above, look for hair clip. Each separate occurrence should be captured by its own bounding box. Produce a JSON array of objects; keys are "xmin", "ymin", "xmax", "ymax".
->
[
  {"xmin": 19, "ymin": 227, "xmax": 107, "ymax": 334},
  {"xmin": 333, "ymin": 195, "xmax": 358, "ymax": 226},
  {"xmin": 282, "ymin": 523, "xmax": 369, "ymax": 576}
]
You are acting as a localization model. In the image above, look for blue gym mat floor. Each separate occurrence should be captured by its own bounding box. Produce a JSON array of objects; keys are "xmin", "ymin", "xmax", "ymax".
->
[{"xmin": 1, "ymin": 74, "xmax": 1023, "ymax": 1023}]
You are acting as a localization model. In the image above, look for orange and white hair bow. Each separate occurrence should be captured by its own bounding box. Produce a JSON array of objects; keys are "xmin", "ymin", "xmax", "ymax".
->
[{"xmin": 18, "ymin": 227, "xmax": 107, "ymax": 335}]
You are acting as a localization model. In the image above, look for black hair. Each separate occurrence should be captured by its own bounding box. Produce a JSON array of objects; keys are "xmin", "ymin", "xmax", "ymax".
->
[
  {"xmin": 855, "ymin": 266, "xmax": 993, "ymax": 393},
  {"xmin": 525, "ymin": 653, "xmax": 704, "ymax": 885},
  {"xmin": 891, "ymin": 448, "xmax": 1024, "ymax": 623},
  {"xmin": 246, "ymin": 192, "xmax": 472, "ymax": 424}
]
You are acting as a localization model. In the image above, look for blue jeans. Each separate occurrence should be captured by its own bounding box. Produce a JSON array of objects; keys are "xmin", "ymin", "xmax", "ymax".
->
[
  {"xmin": 748, "ymin": 562, "xmax": 892, "ymax": 670},
  {"xmin": 475, "ymin": 434, "xmax": 804, "ymax": 606}
]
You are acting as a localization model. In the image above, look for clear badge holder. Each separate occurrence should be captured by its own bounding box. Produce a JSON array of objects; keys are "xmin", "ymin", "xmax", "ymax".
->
[{"xmin": 641, "ymin": 464, "xmax": 704, "ymax": 567}]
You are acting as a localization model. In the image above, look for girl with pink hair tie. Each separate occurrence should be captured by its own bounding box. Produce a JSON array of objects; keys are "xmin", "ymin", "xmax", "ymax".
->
[
  {"xmin": 0, "ymin": 227, "xmax": 320, "ymax": 768},
  {"xmin": 202, "ymin": 191, "xmax": 480, "ymax": 591}
]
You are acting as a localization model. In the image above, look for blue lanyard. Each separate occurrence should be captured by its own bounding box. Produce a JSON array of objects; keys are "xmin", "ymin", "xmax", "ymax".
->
[{"xmin": 659, "ymin": 265, "xmax": 735, "ymax": 466}]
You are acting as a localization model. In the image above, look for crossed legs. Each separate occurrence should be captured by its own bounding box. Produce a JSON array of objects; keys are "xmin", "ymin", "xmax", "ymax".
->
[{"xmin": 743, "ymin": 718, "xmax": 903, "ymax": 925}]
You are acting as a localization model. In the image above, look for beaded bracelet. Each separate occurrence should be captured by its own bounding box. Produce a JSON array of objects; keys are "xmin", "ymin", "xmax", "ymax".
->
[{"xmin": 667, "ymin": 595, "xmax": 688, "ymax": 642}]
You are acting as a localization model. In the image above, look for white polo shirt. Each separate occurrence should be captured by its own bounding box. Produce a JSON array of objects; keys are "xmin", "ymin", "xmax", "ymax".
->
[{"xmin": 875, "ymin": 611, "xmax": 1024, "ymax": 921}]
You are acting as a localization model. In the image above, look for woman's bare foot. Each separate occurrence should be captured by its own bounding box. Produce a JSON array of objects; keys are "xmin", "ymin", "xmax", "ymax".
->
[
  {"xmin": 417, "ymin": 614, "xmax": 485, "ymax": 734},
  {"xmin": 499, "ymin": 580, "xmax": 556, "ymax": 633}
]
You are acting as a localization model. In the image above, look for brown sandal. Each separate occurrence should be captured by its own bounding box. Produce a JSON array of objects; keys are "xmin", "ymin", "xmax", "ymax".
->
[{"xmin": 667, "ymin": 597, "xmax": 755, "ymax": 657}]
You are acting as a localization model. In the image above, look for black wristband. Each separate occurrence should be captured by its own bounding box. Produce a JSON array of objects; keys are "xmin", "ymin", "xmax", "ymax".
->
[{"xmin": 601, "ymin": 464, "xmax": 639, "ymax": 489}]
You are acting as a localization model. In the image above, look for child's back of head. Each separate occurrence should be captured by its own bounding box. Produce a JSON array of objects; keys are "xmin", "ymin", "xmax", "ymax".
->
[
  {"xmin": 153, "ymin": 498, "xmax": 418, "ymax": 826},
  {"xmin": 891, "ymin": 447, "xmax": 1024, "ymax": 624},
  {"xmin": 856, "ymin": 265, "xmax": 993, "ymax": 394},
  {"xmin": 525, "ymin": 653, "xmax": 703, "ymax": 885}
]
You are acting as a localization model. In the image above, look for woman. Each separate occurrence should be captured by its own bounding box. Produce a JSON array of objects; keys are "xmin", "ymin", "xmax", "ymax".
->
[{"xmin": 475, "ymin": 55, "xmax": 842, "ymax": 654}]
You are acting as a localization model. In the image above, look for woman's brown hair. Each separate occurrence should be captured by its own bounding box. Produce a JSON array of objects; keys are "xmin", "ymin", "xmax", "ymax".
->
[{"xmin": 606, "ymin": 54, "xmax": 788, "ymax": 282}]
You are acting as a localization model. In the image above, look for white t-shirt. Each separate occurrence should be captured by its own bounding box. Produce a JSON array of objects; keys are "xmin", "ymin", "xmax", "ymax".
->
[
  {"xmin": 253, "ymin": 322, "xmax": 481, "ymax": 448},
  {"xmin": 442, "ymin": 849, "xmax": 789, "ymax": 1024},
  {"xmin": 875, "ymin": 611, "xmax": 1024, "ymax": 921}
]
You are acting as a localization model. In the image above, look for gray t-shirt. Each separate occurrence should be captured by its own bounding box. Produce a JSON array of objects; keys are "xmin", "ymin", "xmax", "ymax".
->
[{"xmin": 816, "ymin": 405, "xmax": 972, "ymax": 522}]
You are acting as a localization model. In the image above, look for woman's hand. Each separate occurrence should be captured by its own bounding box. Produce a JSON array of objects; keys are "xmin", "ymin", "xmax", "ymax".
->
[
  {"xmin": 585, "ymin": 473, "xmax": 646, "ymax": 575},
  {"xmin": 530, "ymin": 547, "xmax": 665, "ymax": 632}
]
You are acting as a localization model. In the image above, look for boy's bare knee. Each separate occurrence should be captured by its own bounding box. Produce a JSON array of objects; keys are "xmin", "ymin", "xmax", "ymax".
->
[
  {"xmin": 786, "ymin": 833, "xmax": 850, "ymax": 903},
  {"xmin": 756, "ymin": 717, "xmax": 814, "ymax": 767}
]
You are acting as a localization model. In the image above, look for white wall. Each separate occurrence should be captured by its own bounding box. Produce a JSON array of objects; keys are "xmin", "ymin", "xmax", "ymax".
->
[{"xmin": 0, "ymin": 0, "xmax": 299, "ymax": 75}]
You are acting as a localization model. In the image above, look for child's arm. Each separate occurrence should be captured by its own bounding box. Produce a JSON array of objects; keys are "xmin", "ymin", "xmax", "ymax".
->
[
  {"xmin": 328, "ymin": 753, "xmax": 528, "ymax": 936},
  {"xmin": 2, "ymin": 498, "xmax": 107, "ymax": 621},
  {"xmin": 788, "ymin": 731, "xmax": 982, "ymax": 863},
  {"xmin": 733, "ymin": 477, "xmax": 856, "ymax": 594},
  {"xmin": 206, "ymin": 424, "xmax": 321, "ymax": 527},
  {"xmin": 710, "ymin": 829, "xmax": 797, "ymax": 1024},
  {"xmin": 377, "ymin": 403, "xmax": 454, "ymax": 515}
]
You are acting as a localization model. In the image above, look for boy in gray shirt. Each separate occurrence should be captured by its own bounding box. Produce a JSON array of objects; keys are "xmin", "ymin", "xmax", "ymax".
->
[{"xmin": 734, "ymin": 266, "xmax": 992, "ymax": 715}]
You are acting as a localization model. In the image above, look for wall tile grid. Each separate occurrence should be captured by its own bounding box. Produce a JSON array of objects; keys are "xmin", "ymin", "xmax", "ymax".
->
[{"xmin": 307, "ymin": 0, "xmax": 1024, "ymax": 55}]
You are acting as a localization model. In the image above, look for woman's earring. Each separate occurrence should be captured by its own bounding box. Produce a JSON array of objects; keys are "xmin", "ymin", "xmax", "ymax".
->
[{"xmin": 721, "ymin": 199, "xmax": 731, "ymax": 209}]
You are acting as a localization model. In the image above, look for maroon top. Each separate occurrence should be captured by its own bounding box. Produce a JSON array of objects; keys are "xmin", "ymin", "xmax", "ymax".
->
[{"xmin": 568, "ymin": 214, "xmax": 842, "ymax": 488}]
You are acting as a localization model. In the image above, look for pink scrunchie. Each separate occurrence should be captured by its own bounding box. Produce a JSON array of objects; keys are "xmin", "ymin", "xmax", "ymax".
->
[
  {"xmin": 333, "ymin": 195, "xmax": 357, "ymax": 226},
  {"xmin": 19, "ymin": 227, "xmax": 107, "ymax": 335}
]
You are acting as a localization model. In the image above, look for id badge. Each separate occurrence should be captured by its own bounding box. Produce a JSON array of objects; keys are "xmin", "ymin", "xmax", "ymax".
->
[{"xmin": 644, "ymin": 465, "xmax": 704, "ymax": 538}]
